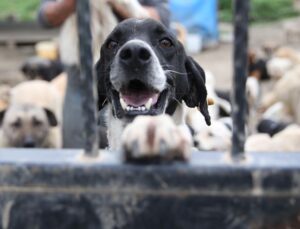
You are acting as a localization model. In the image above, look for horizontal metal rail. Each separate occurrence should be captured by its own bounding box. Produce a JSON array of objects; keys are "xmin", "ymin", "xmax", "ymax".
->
[{"xmin": 1, "ymin": 149, "xmax": 300, "ymax": 228}]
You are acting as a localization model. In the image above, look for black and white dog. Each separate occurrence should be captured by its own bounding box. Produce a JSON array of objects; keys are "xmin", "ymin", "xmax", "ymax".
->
[{"xmin": 96, "ymin": 18, "xmax": 211, "ymax": 161}]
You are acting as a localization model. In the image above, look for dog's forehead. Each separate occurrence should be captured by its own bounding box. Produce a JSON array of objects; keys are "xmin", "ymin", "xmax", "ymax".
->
[
  {"xmin": 110, "ymin": 19, "xmax": 171, "ymax": 40},
  {"xmin": 27, "ymin": 107, "xmax": 47, "ymax": 119},
  {"xmin": 5, "ymin": 104, "xmax": 46, "ymax": 121}
]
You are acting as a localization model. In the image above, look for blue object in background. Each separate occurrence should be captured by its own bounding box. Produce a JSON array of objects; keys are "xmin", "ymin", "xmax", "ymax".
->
[{"xmin": 169, "ymin": 0, "xmax": 218, "ymax": 43}]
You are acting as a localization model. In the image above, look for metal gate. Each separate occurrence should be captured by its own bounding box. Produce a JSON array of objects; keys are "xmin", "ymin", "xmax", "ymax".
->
[{"xmin": 0, "ymin": 1, "xmax": 300, "ymax": 228}]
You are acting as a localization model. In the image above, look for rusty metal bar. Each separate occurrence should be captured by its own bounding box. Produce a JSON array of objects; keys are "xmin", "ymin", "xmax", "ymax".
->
[
  {"xmin": 76, "ymin": 1, "xmax": 99, "ymax": 156},
  {"xmin": 231, "ymin": 0, "xmax": 249, "ymax": 159}
]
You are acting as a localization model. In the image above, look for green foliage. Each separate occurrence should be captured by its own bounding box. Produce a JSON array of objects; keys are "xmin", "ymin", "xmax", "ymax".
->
[
  {"xmin": 0, "ymin": 0, "xmax": 39, "ymax": 21},
  {"xmin": 219, "ymin": 0, "xmax": 299, "ymax": 22},
  {"xmin": 219, "ymin": 0, "xmax": 233, "ymax": 10}
]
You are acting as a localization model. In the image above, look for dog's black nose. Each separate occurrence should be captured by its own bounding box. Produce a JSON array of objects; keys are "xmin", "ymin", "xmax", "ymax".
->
[
  {"xmin": 23, "ymin": 138, "xmax": 36, "ymax": 148},
  {"xmin": 119, "ymin": 43, "xmax": 151, "ymax": 67}
]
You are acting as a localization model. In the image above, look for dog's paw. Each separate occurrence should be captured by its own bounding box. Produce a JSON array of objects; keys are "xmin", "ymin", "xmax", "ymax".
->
[{"xmin": 122, "ymin": 115, "xmax": 192, "ymax": 162}]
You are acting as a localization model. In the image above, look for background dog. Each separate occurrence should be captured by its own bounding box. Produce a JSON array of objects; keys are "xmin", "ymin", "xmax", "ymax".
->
[
  {"xmin": 0, "ymin": 84, "xmax": 10, "ymax": 111},
  {"xmin": 0, "ymin": 104, "xmax": 59, "ymax": 148},
  {"xmin": 96, "ymin": 18, "xmax": 211, "ymax": 161},
  {"xmin": 246, "ymin": 124, "xmax": 300, "ymax": 152},
  {"xmin": 261, "ymin": 65, "xmax": 300, "ymax": 124},
  {"xmin": 0, "ymin": 80, "xmax": 62, "ymax": 148}
]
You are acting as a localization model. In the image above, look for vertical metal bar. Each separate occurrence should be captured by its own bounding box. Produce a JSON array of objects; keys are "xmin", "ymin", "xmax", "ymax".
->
[
  {"xmin": 76, "ymin": 1, "xmax": 99, "ymax": 156},
  {"xmin": 231, "ymin": 0, "xmax": 249, "ymax": 159}
]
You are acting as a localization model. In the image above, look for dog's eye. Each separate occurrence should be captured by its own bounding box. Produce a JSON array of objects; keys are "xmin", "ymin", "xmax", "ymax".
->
[
  {"xmin": 33, "ymin": 119, "xmax": 43, "ymax": 127},
  {"xmin": 159, "ymin": 38, "xmax": 173, "ymax": 48},
  {"xmin": 11, "ymin": 120, "xmax": 21, "ymax": 128},
  {"xmin": 107, "ymin": 40, "xmax": 118, "ymax": 50}
]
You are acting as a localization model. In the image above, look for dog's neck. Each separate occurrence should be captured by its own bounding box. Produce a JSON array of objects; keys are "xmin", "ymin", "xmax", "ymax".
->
[{"xmin": 165, "ymin": 99, "xmax": 178, "ymax": 116}]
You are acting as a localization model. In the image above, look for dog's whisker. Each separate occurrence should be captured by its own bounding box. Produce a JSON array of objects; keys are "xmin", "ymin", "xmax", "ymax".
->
[
  {"xmin": 164, "ymin": 69, "xmax": 187, "ymax": 76},
  {"xmin": 162, "ymin": 65, "xmax": 177, "ymax": 72},
  {"xmin": 169, "ymin": 96, "xmax": 181, "ymax": 105},
  {"xmin": 161, "ymin": 64, "xmax": 175, "ymax": 68},
  {"xmin": 166, "ymin": 73, "xmax": 176, "ymax": 79},
  {"xmin": 101, "ymin": 98, "xmax": 107, "ymax": 106}
]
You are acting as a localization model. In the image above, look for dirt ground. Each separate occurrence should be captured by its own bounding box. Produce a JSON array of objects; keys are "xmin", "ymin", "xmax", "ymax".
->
[{"xmin": 1, "ymin": 17, "xmax": 300, "ymax": 89}]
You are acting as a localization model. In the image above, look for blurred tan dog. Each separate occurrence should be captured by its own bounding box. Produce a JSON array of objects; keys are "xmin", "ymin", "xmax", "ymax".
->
[
  {"xmin": 267, "ymin": 47, "xmax": 300, "ymax": 79},
  {"xmin": 261, "ymin": 65, "xmax": 300, "ymax": 124},
  {"xmin": 0, "ymin": 104, "xmax": 59, "ymax": 148},
  {"xmin": 50, "ymin": 72, "xmax": 67, "ymax": 98},
  {"xmin": 0, "ymin": 80, "xmax": 62, "ymax": 148},
  {"xmin": 246, "ymin": 124, "xmax": 300, "ymax": 152},
  {"xmin": 186, "ymin": 108, "xmax": 232, "ymax": 151},
  {"xmin": 0, "ymin": 85, "xmax": 10, "ymax": 111}
]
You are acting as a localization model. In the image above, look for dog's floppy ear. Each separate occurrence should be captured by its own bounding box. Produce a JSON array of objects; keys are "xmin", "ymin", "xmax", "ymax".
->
[
  {"xmin": 44, "ymin": 108, "xmax": 58, "ymax": 127},
  {"xmin": 0, "ymin": 109, "xmax": 6, "ymax": 126},
  {"xmin": 183, "ymin": 56, "xmax": 211, "ymax": 126}
]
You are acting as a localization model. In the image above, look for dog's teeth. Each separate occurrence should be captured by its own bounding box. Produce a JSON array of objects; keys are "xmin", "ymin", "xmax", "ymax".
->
[
  {"xmin": 125, "ymin": 105, "xmax": 147, "ymax": 112},
  {"xmin": 145, "ymin": 98, "xmax": 153, "ymax": 110},
  {"xmin": 120, "ymin": 98, "xmax": 127, "ymax": 110}
]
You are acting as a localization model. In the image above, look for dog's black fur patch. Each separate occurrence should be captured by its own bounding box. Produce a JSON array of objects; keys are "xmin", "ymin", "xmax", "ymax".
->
[
  {"xmin": 44, "ymin": 108, "xmax": 58, "ymax": 127},
  {"xmin": 0, "ymin": 109, "xmax": 6, "ymax": 126},
  {"xmin": 257, "ymin": 119, "xmax": 290, "ymax": 136},
  {"xmin": 21, "ymin": 57, "xmax": 63, "ymax": 81}
]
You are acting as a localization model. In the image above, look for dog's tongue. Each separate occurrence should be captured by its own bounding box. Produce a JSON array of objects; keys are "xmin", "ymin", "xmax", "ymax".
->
[{"xmin": 121, "ymin": 92, "xmax": 159, "ymax": 107}]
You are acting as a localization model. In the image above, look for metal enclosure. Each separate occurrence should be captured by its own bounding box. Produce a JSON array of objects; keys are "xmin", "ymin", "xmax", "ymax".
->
[{"xmin": 1, "ymin": 0, "xmax": 300, "ymax": 228}]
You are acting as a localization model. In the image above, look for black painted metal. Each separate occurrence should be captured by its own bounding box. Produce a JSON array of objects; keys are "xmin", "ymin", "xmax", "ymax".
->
[
  {"xmin": 76, "ymin": 1, "xmax": 99, "ymax": 156},
  {"xmin": 1, "ymin": 149, "xmax": 300, "ymax": 228},
  {"xmin": 231, "ymin": 0, "xmax": 249, "ymax": 159}
]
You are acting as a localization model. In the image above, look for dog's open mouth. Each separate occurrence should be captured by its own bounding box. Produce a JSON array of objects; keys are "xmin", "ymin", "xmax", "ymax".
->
[{"xmin": 112, "ymin": 80, "xmax": 168, "ymax": 116}]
